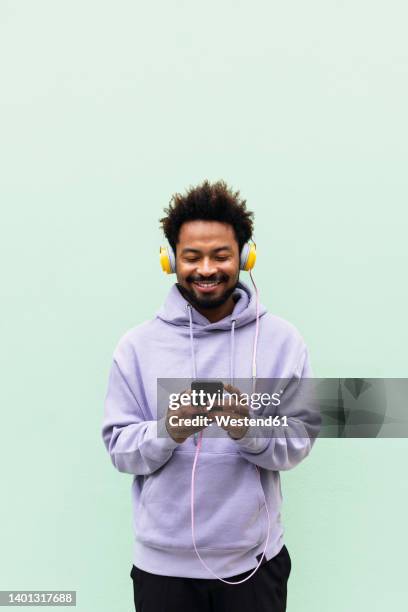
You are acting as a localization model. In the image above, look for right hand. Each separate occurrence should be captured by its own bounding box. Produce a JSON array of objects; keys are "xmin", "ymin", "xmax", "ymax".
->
[{"xmin": 165, "ymin": 388, "xmax": 213, "ymax": 444}]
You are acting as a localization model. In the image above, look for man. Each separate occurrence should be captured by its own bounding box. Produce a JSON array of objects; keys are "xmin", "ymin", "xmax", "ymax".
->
[{"xmin": 101, "ymin": 179, "xmax": 319, "ymax": 611}]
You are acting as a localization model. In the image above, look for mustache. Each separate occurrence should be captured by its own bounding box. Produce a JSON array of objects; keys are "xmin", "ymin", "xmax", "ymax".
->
[{"xmin": 188, "ymin": 275, "xmax": 228, "ymax": 283}]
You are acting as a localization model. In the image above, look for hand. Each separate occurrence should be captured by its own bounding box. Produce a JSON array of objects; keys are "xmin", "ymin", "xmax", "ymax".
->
[
  {"xmin": 165, "ymin": 388, "xmax": 214, "ymax": 444},
  {"xmin": 210, "ymin": 383, "xmax": 250, "ymax": 440}
]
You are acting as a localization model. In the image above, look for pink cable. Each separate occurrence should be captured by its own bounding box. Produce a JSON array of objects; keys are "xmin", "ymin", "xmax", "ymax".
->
[
  {"xmin": 249, "ymin": 268, "xmax": 260, "ymax": 382},
  {"xmin": 191, "ymin": 435, "xmax": 270, "ymax": 584},
  {"xmin": 190, "ymin": 272, "xmax": 271, "ymax": 583}
]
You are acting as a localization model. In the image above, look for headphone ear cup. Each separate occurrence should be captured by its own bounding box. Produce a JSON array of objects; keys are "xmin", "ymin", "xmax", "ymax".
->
[
  {"xmin": 159, "ymin": 245, "xmax": 176, "ymax": 274},
  {"xmin": 240, "ymin": 242, "xmax": 257, "ymax": 271}
]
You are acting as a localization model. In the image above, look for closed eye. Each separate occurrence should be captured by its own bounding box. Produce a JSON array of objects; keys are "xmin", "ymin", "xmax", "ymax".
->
[{"xmin": 184, "ymin": 256, "xmax": 230, "ymax": 263}]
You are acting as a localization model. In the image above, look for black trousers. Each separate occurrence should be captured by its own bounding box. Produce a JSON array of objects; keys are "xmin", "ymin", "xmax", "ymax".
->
[{"xmin": 130, "ymin": 545, "xmax": 291, "ymax": 612}]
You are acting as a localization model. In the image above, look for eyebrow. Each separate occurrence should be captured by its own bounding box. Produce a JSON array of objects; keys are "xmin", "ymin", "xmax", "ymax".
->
[{"xmin": 181, "ymin": 246, "xmax": 233, "ymax": 255}]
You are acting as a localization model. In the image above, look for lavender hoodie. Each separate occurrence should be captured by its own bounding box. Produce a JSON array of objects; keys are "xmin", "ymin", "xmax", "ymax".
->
[{"xmin": 101, "ymin": 281, "xmax": 319, "ymax": 579}]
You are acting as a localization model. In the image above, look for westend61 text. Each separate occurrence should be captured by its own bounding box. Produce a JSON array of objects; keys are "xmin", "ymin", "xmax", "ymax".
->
[
  {"xmin": 167, "ymin": 414, "xmax": 288, "ymax": 427},
  {"xmin": 169, "ymin": 390, "xmax": 282, "ymax": 411}
]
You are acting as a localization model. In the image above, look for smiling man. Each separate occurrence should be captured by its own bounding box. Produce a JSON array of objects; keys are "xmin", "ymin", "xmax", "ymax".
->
[{"xmin": 101, "ymin": 179, "xmax": 320, "ymax": 612}]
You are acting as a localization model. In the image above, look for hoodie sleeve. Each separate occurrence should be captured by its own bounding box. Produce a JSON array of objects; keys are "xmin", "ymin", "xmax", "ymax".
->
[
  {"xmin": 231, "ymin": 346, "xmax": 321, "ymax": 471},
  {"xmin": 101, "ymin": 358, "xmax": 179, "ymax": 475}
]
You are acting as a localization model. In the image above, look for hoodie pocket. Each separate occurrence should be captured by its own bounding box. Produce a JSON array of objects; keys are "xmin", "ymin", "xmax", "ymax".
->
[{"xmin": 136, "ymin": 451, "xmax": 267, "ymax": 552}]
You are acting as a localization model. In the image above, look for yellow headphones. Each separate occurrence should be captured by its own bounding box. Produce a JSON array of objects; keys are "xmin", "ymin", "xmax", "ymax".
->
[{"xmin": 160, "ymin": 241, "xmax": 256, "ymax": 274}]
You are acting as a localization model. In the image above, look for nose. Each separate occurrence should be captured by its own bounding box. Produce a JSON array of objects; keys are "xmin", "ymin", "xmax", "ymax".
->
[{"xmin": 196, "ymin": 257, "xmax": 217, "ymax": 277}]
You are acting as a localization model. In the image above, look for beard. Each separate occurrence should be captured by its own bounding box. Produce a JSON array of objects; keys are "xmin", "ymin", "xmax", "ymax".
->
[{"xmin": 176, "ymin": 276, "xmax": 240, "ymax": 310}]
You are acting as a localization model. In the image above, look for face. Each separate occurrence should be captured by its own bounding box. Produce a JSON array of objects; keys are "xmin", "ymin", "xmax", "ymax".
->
[{"xmin": 175, "ymin": 220, "xmax": 240, "ymax": 310}]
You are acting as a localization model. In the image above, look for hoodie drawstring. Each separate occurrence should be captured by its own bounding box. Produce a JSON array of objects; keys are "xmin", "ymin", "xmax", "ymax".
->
[
  {"xmin": 230, "ymin": 318, "xmax": 236, "ymax": 385},
  {"xmin": 187, "ymin": 304, "xmax": 197, "ymax": 379},
  {"xmin": 187, "ymin": 306, "xmax": 237, "ymax": 381}
]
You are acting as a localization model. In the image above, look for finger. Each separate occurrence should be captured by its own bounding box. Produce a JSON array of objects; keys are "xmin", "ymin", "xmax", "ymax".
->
[{"xmin": 223, "ymin": 383, "xmax": 243, "ymax": 397}]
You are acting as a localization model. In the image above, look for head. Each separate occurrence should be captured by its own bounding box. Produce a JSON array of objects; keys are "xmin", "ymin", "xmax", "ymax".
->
[{"xmin": 159, "ymin": 179, "xmax": 254, "ymax": 312}]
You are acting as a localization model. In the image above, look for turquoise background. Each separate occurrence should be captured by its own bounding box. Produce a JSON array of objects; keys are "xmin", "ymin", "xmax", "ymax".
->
[{"xmin": 1, "ymin": 1, "xmax": 407, "ymax": 610}]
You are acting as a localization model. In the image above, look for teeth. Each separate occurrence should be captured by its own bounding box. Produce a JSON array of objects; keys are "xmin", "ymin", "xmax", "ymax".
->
[{"xmin": 195, "ymin": 281, "xmax": 220, "ymax": 286}]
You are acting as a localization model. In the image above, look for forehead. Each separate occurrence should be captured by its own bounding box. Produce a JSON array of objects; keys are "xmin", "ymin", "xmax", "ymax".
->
[{"xmin": 178, "ymin": 220, "xmax": 236, "ymax": 246}]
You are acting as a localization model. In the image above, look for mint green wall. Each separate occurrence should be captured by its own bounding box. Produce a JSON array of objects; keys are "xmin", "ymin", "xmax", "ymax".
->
[{"xmin": 1, "ymin": 2, "xmax": 407, "ymax": 610}]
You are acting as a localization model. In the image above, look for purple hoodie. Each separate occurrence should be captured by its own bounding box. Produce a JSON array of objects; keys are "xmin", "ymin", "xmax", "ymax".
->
[{"xmin": 101, "ymin": 281, "xmax": 318, "ymax": 579}]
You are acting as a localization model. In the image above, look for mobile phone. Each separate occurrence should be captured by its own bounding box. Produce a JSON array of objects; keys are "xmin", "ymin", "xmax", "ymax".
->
[{"xmin": 190, "ymin": 379, "xmax": 224, "ymax": 411}]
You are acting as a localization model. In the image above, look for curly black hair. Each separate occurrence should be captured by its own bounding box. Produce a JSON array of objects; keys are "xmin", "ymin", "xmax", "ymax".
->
[{"xmin": 159, "ymin": 179, "xmax": 254, "ymax": 253}]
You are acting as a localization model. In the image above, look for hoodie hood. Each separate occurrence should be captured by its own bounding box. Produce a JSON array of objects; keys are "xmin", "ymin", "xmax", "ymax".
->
[{"xmin": 155, "ymin": 280, "xmax": 268, "ymax": 335}]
